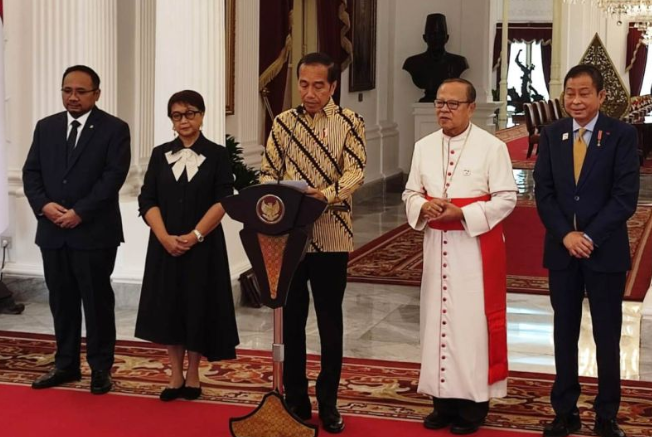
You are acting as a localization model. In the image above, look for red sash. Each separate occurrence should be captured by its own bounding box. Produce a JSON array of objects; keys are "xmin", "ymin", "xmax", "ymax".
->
[{"xmin": 425, "ymin": 194, "xmax": 508, "ymax": 384}]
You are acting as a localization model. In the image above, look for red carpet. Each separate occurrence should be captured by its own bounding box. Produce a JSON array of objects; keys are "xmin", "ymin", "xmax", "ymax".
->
[
  {"xmin": 497, "ymin": 124, "xmax": 652, "ymax": 174},
  {"xmin": 1, "ymin": 331, "xmax": 652, "ymax": 436},
  {"xmin": 0, "ymin": 384, "xmax": 543, "ymax": 437},
  {"xmin": 496, "ymin": 125, "xmax": 537, "ymax": 171},
  {"xmin": 348, "ymin": 201, "xmax": 652, "ymax": 302}
]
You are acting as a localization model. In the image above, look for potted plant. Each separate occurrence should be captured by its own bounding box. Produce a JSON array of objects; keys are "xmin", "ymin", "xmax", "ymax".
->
[
  {"xmin": 226, "ymin": 134, "xmax": 259, "ymax": 191},
  {"xmin": 225, "ymin": 134, "xmax": 262, "ymax": 307}
]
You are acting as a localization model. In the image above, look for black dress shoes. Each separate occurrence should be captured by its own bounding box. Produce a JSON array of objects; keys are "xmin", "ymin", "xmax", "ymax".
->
[
  {"xmin": 594, "ymin": 418, "xmax": 626, "ymax": 437},
  {"xmin": 160, "ymin": 384, "xmax": 185, "ymax": 402},
  {"xmin": 32, "ymin": 368, "xmax": 81, "ymax": 389},
  {"xmin": 90, "ymin": 370, "xmax": 112, "ymax": 395},
  {"xmin": 319, "ymin": 406, "xmax": 345, "ymax": 434},
  {"xmin": 542, "ymin": 411, "xmax": 581, "ymax": 437},
  {"xmin": 423, "ymin": 410, "xmax": 454, "ymax": 430},
  {"xmin": 286, "ymin": 397, "xmax": 312, "ymax": 421},
  {"xmin": 450, "ymin": 418, "xmax": 483, "ymax": 435}
]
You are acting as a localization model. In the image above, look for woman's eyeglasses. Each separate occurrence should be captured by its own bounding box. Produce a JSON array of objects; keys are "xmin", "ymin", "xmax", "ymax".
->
[{"xmin": 170, "ymin": 110, "xmax": 202, "ymax": 121}]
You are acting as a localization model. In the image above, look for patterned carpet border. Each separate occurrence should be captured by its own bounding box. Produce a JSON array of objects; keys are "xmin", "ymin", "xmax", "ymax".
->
[
  {"xmin": 347, "ymin": 202, "xmax": 652, "ymax": 302},
  {"xmin": 1, "ymin": 331, "xmax": 652, "ymax": 435},
  {"xmin": 495, "ymin": 124, "xmax": 529, "ymax": 143}
]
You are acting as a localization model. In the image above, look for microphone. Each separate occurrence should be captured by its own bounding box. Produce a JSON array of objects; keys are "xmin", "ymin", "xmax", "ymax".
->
[{"xmin": 278, "ymin": 105, "xmax": 304, "ymax": 183}]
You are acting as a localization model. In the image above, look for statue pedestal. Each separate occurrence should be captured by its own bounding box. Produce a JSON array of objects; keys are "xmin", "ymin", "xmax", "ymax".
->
[{"xmin": 412, "ymin": 101, "xmax": 502, "ymax": 142}]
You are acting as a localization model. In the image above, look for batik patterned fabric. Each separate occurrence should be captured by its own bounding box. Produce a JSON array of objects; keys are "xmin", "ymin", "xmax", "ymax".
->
[{"xmin": 260, "ymin": 98, "xmax": 366, "ymax": 253}]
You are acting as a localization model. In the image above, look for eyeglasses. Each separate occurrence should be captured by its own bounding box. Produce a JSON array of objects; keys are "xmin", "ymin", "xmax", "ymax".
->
[
  {"xmin": 170, "ymin": 110, "xmax": 203, "ymax": 121},
  {"xmin": 61, "ymin": 88, "xmax": 98, "ymax": 97},
  {"xmin": 434, "ymin": 99, "xmax": 473, "ymax": 110}
]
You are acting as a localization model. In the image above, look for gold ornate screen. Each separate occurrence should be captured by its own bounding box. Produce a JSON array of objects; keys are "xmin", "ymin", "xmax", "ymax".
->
[{"xmin": 578, "ymin": 33, "xmax": 631, "ymax": 119}]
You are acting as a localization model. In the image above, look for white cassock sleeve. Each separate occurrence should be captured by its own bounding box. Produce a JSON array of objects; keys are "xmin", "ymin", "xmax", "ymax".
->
[
  {"xmin": 402, "ymin": 143, "xmax": 429, "ymax": 231},
  {"xmin": 462, "ymin": 142, "xmax": 518, "ymax": 237}
]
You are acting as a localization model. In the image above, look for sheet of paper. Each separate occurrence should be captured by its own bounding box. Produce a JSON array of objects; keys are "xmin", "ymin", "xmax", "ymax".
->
[{"xmin": 264, "ymin": 180, "xmax": 310, "ymax": 193}]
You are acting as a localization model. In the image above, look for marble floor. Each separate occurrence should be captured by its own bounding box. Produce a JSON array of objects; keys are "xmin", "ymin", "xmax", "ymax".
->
[{"xmin": 1, "ymin": 170, "xmax": 651, "ymax": 383}]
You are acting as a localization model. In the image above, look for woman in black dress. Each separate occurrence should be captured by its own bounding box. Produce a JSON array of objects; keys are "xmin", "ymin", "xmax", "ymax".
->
[{"xmin": 135, "ymin": 90, "xmax": 239, "ymax": 401}]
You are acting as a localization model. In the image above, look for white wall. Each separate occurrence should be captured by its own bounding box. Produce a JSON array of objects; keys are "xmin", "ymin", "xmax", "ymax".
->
[
  {"xmin": 392, "ymin": 1, "xmax": 465, "ymax": 173},
  {"xmin": 496, "ymin": 0, "xmax": 553, "ymax": 22},
  {"xmin": 340, "ymin": 0, "xmax": 400, "ymax": 186},
  {"xmin": 561, "ymin": 2, "xmax": 630, "ymax": 92}
]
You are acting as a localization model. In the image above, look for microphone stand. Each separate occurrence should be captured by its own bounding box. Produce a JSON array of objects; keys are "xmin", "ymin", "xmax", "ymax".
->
[{"xmin": 273, "ymin": 104, "xmax": 304, "ymax": 397}]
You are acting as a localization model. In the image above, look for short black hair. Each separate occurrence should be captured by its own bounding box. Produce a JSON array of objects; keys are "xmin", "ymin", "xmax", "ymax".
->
[
  {"xmin": 62, "ymin": 65, "xmax": 101, "ymax": 89},
  {"xmin": 167, "ymin": 90, "xmax": 206, "ymax": 117},
  {"xmin": 564, "ymin": 64, "xmax": 604, "ymax": 92},
  {"xmin": 439, "ymin": 78, "xmax": 477, "ymax": 102},
  {"xmin": 296, "ymin": 52, "xmax": 339, "ymax": 84}
]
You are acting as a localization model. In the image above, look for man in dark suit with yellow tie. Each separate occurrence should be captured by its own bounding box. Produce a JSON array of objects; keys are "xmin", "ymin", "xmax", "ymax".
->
[
  {"xmin": 23, "ymin": 65, "xmax": 131, "ymax": 394},
  {"xmin": 534, "ymin": 64, "xmax": 639, "ymax": 437}
]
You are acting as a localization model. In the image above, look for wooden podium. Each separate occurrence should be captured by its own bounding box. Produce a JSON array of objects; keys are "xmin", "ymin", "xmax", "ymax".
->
[{"xmin": 222, "ymin": 182, "xmax": 326, "ymax": 437}]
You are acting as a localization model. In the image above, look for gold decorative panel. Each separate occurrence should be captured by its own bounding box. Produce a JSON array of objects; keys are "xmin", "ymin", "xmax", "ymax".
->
[
  {"xmin": 230, "ymin": 392, "xmax": 317, "ymax": 437},
  {"xmin": 578, "ymin": 33, "xmax": 630, "ymax": 119},
  {"xmin": 257, "ymin": 234, "xmax": 289, "ymax": 299}
]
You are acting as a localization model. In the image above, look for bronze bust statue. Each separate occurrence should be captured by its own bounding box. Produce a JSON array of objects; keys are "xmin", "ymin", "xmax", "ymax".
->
[{"xmin": 403, "ymin": 13, "xmax": 469, "ymax": 102}]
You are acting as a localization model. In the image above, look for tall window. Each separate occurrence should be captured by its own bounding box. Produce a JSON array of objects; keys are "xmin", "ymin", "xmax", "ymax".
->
[{"xmin": 507, "ymin": 41, "xmax": 549, "ymax": 110}]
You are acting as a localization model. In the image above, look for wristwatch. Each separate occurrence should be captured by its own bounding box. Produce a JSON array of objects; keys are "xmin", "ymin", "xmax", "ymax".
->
[{"xmin": 192, "ymin": 229, "xmax": 205, "ymax": 243}]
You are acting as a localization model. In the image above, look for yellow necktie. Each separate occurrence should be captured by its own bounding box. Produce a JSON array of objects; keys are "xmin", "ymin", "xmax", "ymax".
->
[{"xmin": 573, "ymin": 127, "xmax": 587, "ymax": 183}]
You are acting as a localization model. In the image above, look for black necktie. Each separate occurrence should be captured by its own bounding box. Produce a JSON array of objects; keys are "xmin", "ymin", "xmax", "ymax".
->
[{"xmin": 66, "ymin": 120, "xmax": 81, "ymax": 166}]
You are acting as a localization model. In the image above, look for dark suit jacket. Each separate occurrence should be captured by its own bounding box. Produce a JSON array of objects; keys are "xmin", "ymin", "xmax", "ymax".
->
[
  {"xmin": 533, "ymin": 113, "xmax": 639, "ymax": 272},
  {"xmin": 23, "ymin": 107, "xmax": 131, "ymax": 250}
]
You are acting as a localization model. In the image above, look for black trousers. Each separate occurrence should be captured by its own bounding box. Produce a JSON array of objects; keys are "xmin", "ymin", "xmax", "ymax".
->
[
  {"xmin": 41, "ymin": 247, "xmax": 117, "ymax": 372},
  {"xmin": 283, "ymin": 252, "xmax": 348, "ymax": 409},
  {"xmin": 433, "ymin": 397, "xmax": 489, "ymax": 423},
  {"xmin": 549, "ymin": 260, "xmax": 626, "ymax": 420}
]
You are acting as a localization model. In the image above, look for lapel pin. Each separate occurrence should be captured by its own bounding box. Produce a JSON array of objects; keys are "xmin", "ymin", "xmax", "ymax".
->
[
  {"xmin": 89, "ymin": 125, "xmax": 94, "ymax": 129},
  {"xmin": 562, "ymin": 132, "xmax": 569, "ymax": 141},
  {"xmin": 597, "ymin": 130, "xmax": 603, "ymax": 147}
]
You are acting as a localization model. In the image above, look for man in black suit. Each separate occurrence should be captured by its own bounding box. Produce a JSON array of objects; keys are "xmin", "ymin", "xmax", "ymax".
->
[
  {"xmin": 534, "ymin": 65, "xmax": 639, "ymax": 437},
  {"xmin": 23, "ymin": 65, "xmax": 131, "ymax": 394}
]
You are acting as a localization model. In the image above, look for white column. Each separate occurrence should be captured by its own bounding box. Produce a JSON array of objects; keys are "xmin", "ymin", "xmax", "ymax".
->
[
  {"xmin": 460, "ymin": 0, "xmax": 500, "ymax": 131},
  {"xmin": 377, "ymin": 0, "xmax": 400, "ymax": 179},
  {"xmin": 154, "ymin": 0, "xmax": 225, "ymax": 146},
  {"xmin": 31, "ymin": 0, "xmax": 118, "ymax": 121},
  {"xmin": 460, "ymin": 0, "xmax": 494, "ymax": 102},
  {"xmin": 133, "ymin": 0, "xmax": 156, "ymax": 165},
  {"xmin": 550, "ymin": 0, "xmax": 563, "ymax": 98},
  {"xmin": 498, "ymin": 0, "xmax": 509, "ymax": 129},
  {"xmin": 225, "ymin": 0, "xmax": 262, "ymax": 167},
  {"xmin": 117, "ymin": 0, "xmax": 156, "ymax": 193}
]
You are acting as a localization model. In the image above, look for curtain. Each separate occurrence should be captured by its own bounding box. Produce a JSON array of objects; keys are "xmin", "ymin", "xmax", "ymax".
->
[
  {"xmin": 626, "ymin": 25, "xmax": 647, "ymax": 97},
  {"xmin": 259, "ymin": 0, "xmax": 293, "ymax": 137},
  {"xmin": 316, "ymin": 0, "xmax": 353, "ymax": 104},
  {"xmin": 541, "ymin": 41, "xmax": 552, "ymax": 93}
]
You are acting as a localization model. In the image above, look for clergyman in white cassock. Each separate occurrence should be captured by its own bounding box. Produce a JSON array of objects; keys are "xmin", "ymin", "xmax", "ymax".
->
[{"xmin": 402, "ymin": 78, "xmax": 517, "ymax": 434}]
